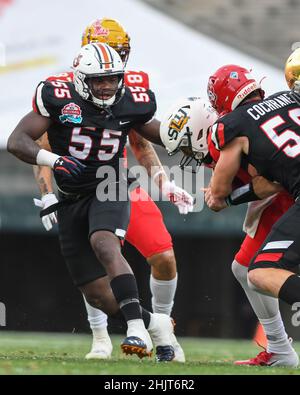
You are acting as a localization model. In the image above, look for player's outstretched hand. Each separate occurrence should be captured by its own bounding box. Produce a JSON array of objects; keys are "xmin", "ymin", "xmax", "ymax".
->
[
  {"xmin": 162, "ymin": 180, "xmax": 194, "ymax": 214},
  {"xmin": 203, "ymin": 186, "xmax": 227, "ymax": 212},
  {"xmin": 53, "ymin": 156, "xmax": 86, "ymax": 178}
]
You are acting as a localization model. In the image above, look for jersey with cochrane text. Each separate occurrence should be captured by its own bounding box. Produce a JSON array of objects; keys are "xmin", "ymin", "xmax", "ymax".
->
[{"xmin": 210, "ymin": 91, "xmax": 300, "ymax": 199}]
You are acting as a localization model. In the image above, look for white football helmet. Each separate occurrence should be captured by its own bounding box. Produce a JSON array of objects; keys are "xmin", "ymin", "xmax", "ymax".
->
[
  {"xmin": 72, "ymin": 43, "xmax": 125, "ymax": 108},
  {"xmin": 160, "ymin": 97, "xmax": 218, "ymax": 168}
]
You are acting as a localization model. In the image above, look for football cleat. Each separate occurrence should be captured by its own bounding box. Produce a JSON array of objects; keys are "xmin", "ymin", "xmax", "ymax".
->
[
  {"xmin": 148, "ymin": 313, "xmax": 176, "ymax": 362},
  {"xmin": 234, "ymin": 346, "xmax": 299, "ymax": 367},
  {"xmin": 170, "ymin": 333, "xmax": 186, "ymax": 363},
  {"xmin": 85, "ymin": 334, "xmax": 113, "ymax": 360},
  {"xmin": 156, "ymin": 345, "xmax": 175, "ymax": 362},
  {"xmin": 121, "ymin": 336, "xmax": 152, "ymax": 359}
]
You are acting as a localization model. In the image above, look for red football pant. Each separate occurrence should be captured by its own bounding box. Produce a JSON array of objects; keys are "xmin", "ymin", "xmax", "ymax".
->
[
  {"xmin": 125, "ymin": 187, "xmax": 173, "ymax": 258},
  {"xmin": 235, "ymin": 192, "xmax": 294, "ymax": 267}
]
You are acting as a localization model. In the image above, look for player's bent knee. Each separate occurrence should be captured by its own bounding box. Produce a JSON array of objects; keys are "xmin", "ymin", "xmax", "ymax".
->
[
  {"xmin": 84, "ymin": 292, "xmax": 117, "ymax": 315},
  {"xmin": 90, "ymin": 231, "xmax": 121, "ymax": 266},
  {"xmin": 231, "ymin": 260, "xmax": 248, "ymax": 283},
  {"xmin": 148, "ymin": 249, "xmax": 177, "ymax": 279},
  {"xmin": 247, "ymin": 269, "xmax": 266, "ymax": 291},
  {"xmin": 84, "ymin": 292, "xmax": 104, "ymax": 310}
]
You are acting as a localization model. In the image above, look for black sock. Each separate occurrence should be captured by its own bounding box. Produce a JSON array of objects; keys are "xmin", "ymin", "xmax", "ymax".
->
[
  {"xmin": 110, "ymin": 274, "xmax": 142, "ymax": 322},
  {"xmin": 109, "ymin": 310, "xmax": 126, "ymax": 332},
  {"xmin": 278, "ymin": 274, "xmax": 300, "ymax": 305},
  {"xmin": 141, "ymin": 307, "xmax": 151, "ymax": 328}
]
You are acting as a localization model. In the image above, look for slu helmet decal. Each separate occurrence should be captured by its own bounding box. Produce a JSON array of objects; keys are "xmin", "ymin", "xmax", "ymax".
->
[
  {"xmin": 167, "ymin": 105, "xmax": 189, "ymax": 141},
  {"xmin": 59, "ymin": 103, "xmax": 83, "ymax": 124}
]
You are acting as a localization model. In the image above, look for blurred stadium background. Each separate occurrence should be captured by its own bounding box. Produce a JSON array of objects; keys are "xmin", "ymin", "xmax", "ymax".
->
[{"xmin": 0, "ymin": 0, "xmax": 299, "ymax": 341}]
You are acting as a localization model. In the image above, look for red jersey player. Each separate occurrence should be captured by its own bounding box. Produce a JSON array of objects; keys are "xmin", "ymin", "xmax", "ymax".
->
[{"xmin": 33, "ymin": 18, "xmax": 192, "ymax": 362}]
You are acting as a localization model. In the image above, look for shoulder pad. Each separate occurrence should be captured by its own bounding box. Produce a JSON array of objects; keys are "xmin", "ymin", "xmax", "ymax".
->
[
  {"xmin": 32, "ymin": 80, "xmax": 81, "ymax": 123},
  {"xmin": 125, "ymin": 70, "xmax": 150, "ymax": 89},
  {"xmin": 267, "ymin": 90, "xmax": 290, "ymax": 100},
  {"xmin": 119, "ymin": 87, "xmax": 157, "ymax": 124},
  {"xmin": 210, "ymin": 112, "xmax": 241, "ymax": 150},
  {"xmin": 46, "ymin": 72, "xmax": 74, "ymax": 82}
]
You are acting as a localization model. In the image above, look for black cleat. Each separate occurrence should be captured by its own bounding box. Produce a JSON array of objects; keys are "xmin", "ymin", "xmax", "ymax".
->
[
  {"xmin": 156, "ymin": 345, "xmax": 175, "ymax": 362},
  {"xmin": 121, "ymin": 336, "xmax": 152, "ymax": 359}
]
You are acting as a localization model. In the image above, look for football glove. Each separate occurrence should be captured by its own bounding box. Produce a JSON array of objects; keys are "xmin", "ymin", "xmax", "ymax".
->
[
  {"xmin": 33, "ymin": 193, "xmax": 58, "ymax": 231},
  {"xmin": 53, "ymin": 156, "xmax": 86, "ymax": 178},
  {"xmin": 162, "ymin": 180, "xmax": 194, "ymax": 214}
]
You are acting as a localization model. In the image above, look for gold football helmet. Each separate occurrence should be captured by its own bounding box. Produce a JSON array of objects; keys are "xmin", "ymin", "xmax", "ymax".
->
[
  {"xmin": 81, "ymin": 18, "xmax": 131, "ymax": 64},
  {"xmin": 285, "ymin": 47, "xmax": 300, "ymax": 91}
]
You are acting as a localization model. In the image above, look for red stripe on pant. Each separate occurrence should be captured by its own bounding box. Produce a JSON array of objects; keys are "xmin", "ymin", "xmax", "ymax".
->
[{"xmin": 254, "ymin": 252, "xmax": 283, "ymax": 263}]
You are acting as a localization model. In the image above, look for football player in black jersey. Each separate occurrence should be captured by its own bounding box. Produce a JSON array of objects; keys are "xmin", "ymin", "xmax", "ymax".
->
[
  {"xmin": 203, "ymin": 63, "xmax": 300, "ymax": 365},
  {"xmin": 160, "ymin": 93, "xmax": 299, "ymax": 367},
  {"xmin": 7, "ymin": 43, "xmax": 175, "ymax": 362},
  {"xmin": 33, "ymin": 18, "xmax": 190, "ymax": 362}
]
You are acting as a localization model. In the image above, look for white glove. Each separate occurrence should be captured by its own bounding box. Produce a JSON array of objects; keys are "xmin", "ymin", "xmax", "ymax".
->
[
  {"xmin": 162, "ymin": 180, "xmax": 194, "ymax": 214},
  {"xmin": 33, "ymin": 193, "xmax": 58, "ymax": 231}
]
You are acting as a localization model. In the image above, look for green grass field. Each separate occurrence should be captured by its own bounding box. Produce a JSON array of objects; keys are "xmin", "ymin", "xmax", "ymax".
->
[{"xmin": 0, "ymin": 331, "xmax": 299, "ymax": 375}]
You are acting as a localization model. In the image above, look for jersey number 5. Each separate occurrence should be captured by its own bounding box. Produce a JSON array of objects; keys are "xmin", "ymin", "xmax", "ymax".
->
[
  {"xmin": 69, "ymin": 127, "xmax": 122, "ymax": 161},
  {"xmin": 128, "ymin": 86, "xmax": 150, "ymax": 102},
  {"xmin": 51, "ymin": 81, "xmax": 71, "ymax": 99},
  {"xmin": 260, "ymin": 108, "xmax": 300, "ymax": 158}
]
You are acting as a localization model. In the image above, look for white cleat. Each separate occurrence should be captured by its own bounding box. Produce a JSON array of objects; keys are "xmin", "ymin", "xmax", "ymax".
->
[
  {"xmin": 85, "ymin": 334, "xmax": 113, "ymax": 360},
  {"xmin": 269, "ymin": 348, "xmax": 299, "ymax": 367},
  {"xmin": 170, "ymin": 333, "xmax": 186, "ymax": 363},
  {"xmin": 235, "ymin": 338, "xmax": 299, "ymax": 367},
  {"xmin": 148, "ymin": 313, "xmax": 175, "ymax": 362},
  {"xmin": 234, "ymin": 348, "xmax": 299, "ymax": 367}
]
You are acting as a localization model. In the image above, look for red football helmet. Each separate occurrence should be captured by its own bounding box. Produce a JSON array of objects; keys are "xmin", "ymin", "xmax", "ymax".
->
[{"xmin": 207, "ymin": 64, "xmax": 264, "ymax": 114}]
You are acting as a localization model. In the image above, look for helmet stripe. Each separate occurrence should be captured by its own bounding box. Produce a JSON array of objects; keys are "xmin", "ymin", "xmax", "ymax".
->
[
  {"xmin": 96, "ymin": 43, "xmax": 112, "ymax": 69},
  {"xmin": 105, "ymin": 44, "xmax": 115, "ymax": 68},
  {"xmin": 91, "ymin": 44, "xmax": 103, "ymax": 68}
]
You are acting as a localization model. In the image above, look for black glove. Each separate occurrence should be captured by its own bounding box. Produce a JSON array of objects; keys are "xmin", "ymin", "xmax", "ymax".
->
[{"xmin": 53, "ymin": 156, "xmax": 86, "ymax": 179}]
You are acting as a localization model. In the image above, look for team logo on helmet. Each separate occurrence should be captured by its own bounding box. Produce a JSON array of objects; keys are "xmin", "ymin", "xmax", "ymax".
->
[
  {"xmin": 167, "ymin": 106, "xmax": 189, "ymax": 141},
  {"xmin": 230, "ymin": 71, "xmax": 238, "ymax": 79},
  {"xmin": 94, "ymin": 21, "xmax": 109, "ymax": 36},
  {"xmin": 59, "ymin": 103, "xmax": 83, "ymax": 124},
  {"xmin": 73, "ymin": 54, "xmax": 83, "ymax": 68},
  {"xmin": 207, "ymin": 80, "xmax": 217, "ymax": 106}
]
